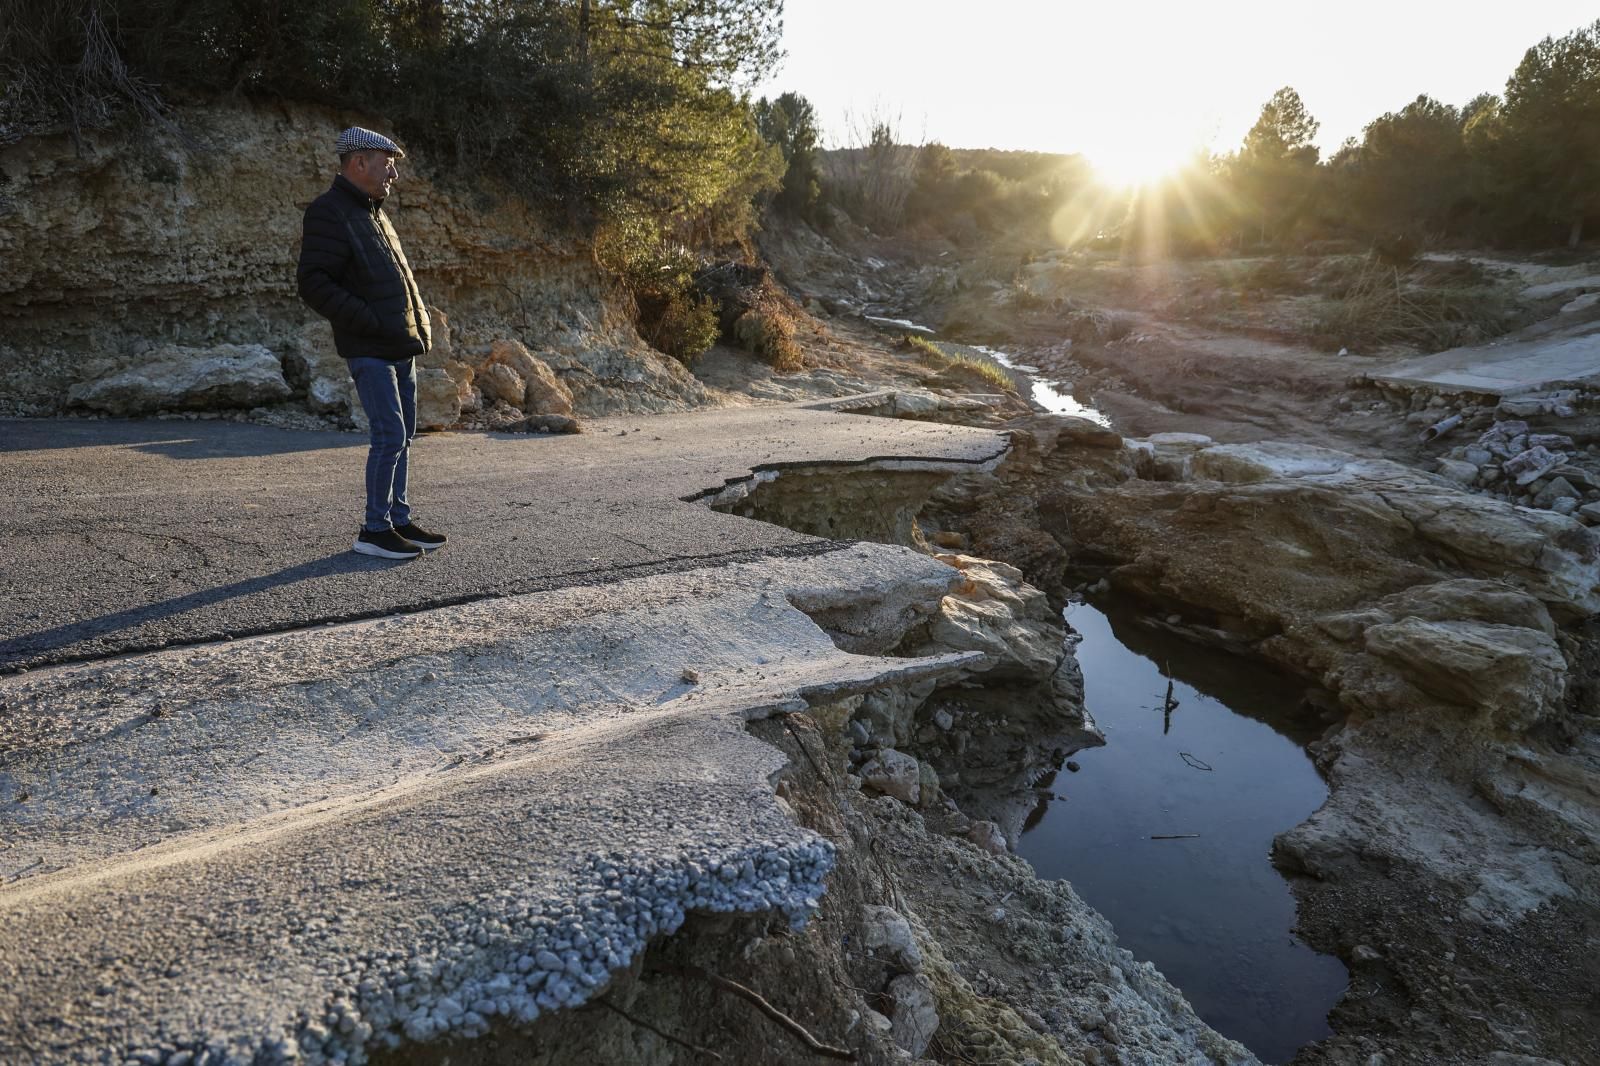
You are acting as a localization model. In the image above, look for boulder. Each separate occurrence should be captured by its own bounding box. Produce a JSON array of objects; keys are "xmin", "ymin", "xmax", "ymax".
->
[
  {"xmin": 523, "ymin": 414, "xmax": 581, "ymax": 434},
  {"xmin": 1531, "ymin": 477, "xmax": 1580, "ymax": 510},
  {"xmin": 967, "ymin": 821, "xmax": 1008, "ymax": 855},
  {"xmin": 521, "ymin": 358, "xmax": 575, "ymax": 417},
  {"xmin": 415, "ymin": 368, "xmax": 460, "ymax": 430},
  {"xmin": 921, "ymin": 554, "xmax": 1062, "ymax": 679},
  {"xmin": 860, "ymin": 749, "xmax": 921, "ymax": 805},
  {"xmin": 887, "ymin": 973, "xmax": 940, "ymax": 1058},
  {"xmin": 417, "ymin": 305, "xmax": 452, "ymax": 369},
  {"xmin": 68, "ymin": 344, "xmax": 290, "ymax": 415},
  {"xmin": 859, "ymin": 906, "xmax": 922, "ymax": 971},
  {"xmin": 1362, "ymin": 618, "xmax": 1565, "ymax": 729},
  {"xmin": 890, "ymin": 390, "xmax": 942, "ymax": 418},
  {"xmin": 1435, "ymin": 458, "xmax": 1478, "ymax": 486},
  {"xmin": 1191, "ymin": 441, "xmax": 1352, "ymax": 483},
  {"xmin": 285, "ymin": 323, "xmax": 349, "ymax": 414},
  {"xmin": 477, "ymin": 362, "xmax": 526, "ymax": 408},
  {"xmin": 1144, "ymin": 431, "xmax": 1215, "ymax": 481}
]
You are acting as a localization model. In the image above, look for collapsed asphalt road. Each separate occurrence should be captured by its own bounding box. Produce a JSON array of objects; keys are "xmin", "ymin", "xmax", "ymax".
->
[
  {"xmin": 0, "ymin": 400, "xmax": 1012, "ymax": 1064},
  {"xmin": 0, "ymin": 401, "xmax": 1006, "ymax": 670}
]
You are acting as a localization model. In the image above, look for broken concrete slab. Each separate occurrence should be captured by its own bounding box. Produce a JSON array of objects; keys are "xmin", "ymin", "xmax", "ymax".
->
[
  {"xmin": 0, "ymin": 548, "xmax": 980, "ymax": 1065},
  {"xmin": 1372, "ymin": 332, "xmax": 1600, "ymax": 398}
]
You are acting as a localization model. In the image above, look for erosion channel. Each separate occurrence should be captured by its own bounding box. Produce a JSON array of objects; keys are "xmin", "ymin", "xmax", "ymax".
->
[
  {"xmin": 1021, "ymin": 601, "xmax": 1347, "ymax": 1064},
  {"xmin": 866, "ymin": 330, "xmax": 1350, "ymax": 1063}
]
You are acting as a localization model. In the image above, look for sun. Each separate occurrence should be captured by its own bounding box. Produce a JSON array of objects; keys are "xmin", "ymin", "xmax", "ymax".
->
[{"xmin": 1088, "ymin": 139, "xmax": 1200, "ymax": 191}]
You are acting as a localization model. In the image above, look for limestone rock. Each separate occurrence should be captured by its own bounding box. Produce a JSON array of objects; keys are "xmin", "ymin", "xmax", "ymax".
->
[
  {"xmin": 415, "ymin": 368, "xmax": 460, "ymax": 430},
  {"xmin": 1144, "ymin": 431, "xmax": 1215, "ymax": 481},
  {"xmin": 888, "ymin": 973, "xmax": 940, "ymax": 1057},
  {"xmin": 967, "ymin": 821, "xmax": 1008, "ymax": 855},
  {"xmin": 523, "ymin": 414, "xmax": 581, "ymax": 434},
  {"xmin": 1191, "ymin": 441, "xmax": 1353, "ymax": 483},
  {"xmin": 68, "ymin": 344, "xmax": 290, "ymax": 415},
  {"xmin": 1435, "ymin": 458, "xmax": 1478, "ymax": 486},
  {"xmin": 891, "ymin": 390, "xmax": 942, "ymax": 418},
  {"xmin": 285, "ymin": 322, "xmax": 349, "ymax": 414},
  {"xmin": 860, "ymin": 749, "xmax": 921, "ymax": 805},
  {"xmin": 922, "ymin": 554, "xmax": 1062, "ymax": 679},
  {"xmin": 307, "ymin": 375, "xmax": 348, "ymax": 415},
  {"xmin": 417, "ymin": 306, "xmax": 452, "ymax": 369},
  {"xmin": 1531, "ymin": 477, "xmax": 1579, "ymax": 510},
  {"xmin": 859, "ymin": 905, "xmax": 923, "ymax": 971},
  {"xmin": 521, "ymin": 358, "xmax": 575, "ymax": 417},
  {"xmin": 1504, "ymin": 446, "xmax": 1566, "ymax": 487},
  {"xmin": 477, "ymin": 362, "xmax": 526, "ymax": 408},
  {"xmin": 1362, "ymin": 618, "xmax": 1565, "ymax": 728}
]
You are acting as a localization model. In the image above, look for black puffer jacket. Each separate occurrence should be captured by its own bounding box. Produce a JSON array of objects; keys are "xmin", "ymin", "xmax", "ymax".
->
[{"xmin": 297, "ymin": 174, "xmax": 432, "ymax": 361}]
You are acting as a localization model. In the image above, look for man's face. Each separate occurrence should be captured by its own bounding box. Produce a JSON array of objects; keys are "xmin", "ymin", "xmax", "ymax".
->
[{"xmin": 346, "ymin": 150, "xmax": 399, "ymax": 199}]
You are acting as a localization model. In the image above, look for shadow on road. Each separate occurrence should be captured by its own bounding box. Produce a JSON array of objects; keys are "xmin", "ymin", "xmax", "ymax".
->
[
  {"xmin": 0, "ymin": 420, "xmax": 362, "ymax": 457},
  {"xmin": 0, "ymin": 551, "xmax": 401, "ymax": 666}
]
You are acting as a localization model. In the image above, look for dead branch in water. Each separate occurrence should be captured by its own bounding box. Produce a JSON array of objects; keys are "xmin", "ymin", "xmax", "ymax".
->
[
  {"xmin": 650, "ymin": 963, "xmax": 858, "ymax": 1061},
  {"xmin": 1150, "ymin": 834, "xmax": 1201, "ymax": 840}
]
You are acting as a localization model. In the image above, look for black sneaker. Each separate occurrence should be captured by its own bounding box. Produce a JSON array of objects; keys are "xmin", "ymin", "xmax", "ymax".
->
[
  {"xmin": 394, "ymin": 522, "xmax": 446, "ymax": 550},
  {"xmin": 353, "ymin": 528, "xmax": 423, "ymax": 560}
]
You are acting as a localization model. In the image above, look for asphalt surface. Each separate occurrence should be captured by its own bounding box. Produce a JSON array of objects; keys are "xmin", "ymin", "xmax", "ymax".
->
[
  {"xmin": 0, "ymin": 548, "xmax": 979, "ymax": 1063},
  {"xmin": 0, "ymin": 404, "xmax": 1006, "ymax": 670}
]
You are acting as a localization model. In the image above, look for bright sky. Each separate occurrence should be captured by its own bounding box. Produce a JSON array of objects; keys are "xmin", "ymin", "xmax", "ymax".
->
[{"xmin": 756, "ymin": 1, "xmax": 1599, "ymax": 184}]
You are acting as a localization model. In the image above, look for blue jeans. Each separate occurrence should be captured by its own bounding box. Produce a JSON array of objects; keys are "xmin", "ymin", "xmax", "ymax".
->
[{"xmin": 348, "ymin": 356, "xmax": 416, "ymax": 532}]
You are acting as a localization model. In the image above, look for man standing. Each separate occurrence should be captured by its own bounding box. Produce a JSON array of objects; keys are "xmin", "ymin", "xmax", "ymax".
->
[{"xmin": 297, "ymin": 126, "xmax": 447, "ymax": 560}]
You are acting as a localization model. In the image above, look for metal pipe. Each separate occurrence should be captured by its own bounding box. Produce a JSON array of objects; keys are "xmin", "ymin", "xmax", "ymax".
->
[{"xmin": 1420, "ymin": 413, "xmax": 1463, "ymax": 442}]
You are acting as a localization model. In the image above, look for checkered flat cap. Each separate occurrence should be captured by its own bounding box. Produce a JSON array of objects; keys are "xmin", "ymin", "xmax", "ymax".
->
[{"xmin": 335, "ymin": 126, "xmax": 405, "ymax": 158}]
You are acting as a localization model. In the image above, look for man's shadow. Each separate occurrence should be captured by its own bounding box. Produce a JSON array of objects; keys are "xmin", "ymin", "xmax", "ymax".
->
[{"xmin": 1, "ymin": 551, "xmax": 404, "ymax": 667}]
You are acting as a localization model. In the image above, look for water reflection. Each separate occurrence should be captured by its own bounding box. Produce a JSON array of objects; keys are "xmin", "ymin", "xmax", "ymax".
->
[
  {"xmin": 972, "ymin": 345, "xmax": 1110, "ymax": 426},
  {"xmin": 1017, "ymin": 602, "xmax": 1346, "ymax": 1065}
]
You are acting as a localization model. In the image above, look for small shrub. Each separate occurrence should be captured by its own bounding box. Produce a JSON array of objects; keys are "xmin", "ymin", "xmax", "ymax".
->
[
  {"xmin": 733, "ymin": 309, "xmax": 803, "ymax": 371},
  {"xmin": 649, "ymin": 292, "xmax": 721, "ymax": 363}
]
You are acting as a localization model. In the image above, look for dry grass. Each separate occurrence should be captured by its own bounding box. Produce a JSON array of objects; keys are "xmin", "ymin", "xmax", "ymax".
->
[
  {"xmin": 904, "ymin": 335, "xmax": 1017, "ymax": 393},
  {"xmin": 1311, "ymin": 257, "xmax": 1530, "ymax": 353},
  {"xmin": 733, "ymin": 308, "xmax": 803, "ymax": 371}
]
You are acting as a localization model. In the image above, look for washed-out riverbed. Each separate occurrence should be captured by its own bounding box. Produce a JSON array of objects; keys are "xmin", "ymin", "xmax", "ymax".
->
[
  {"xmin": 1018, "ymin": 603, "xmax": 1348, "ymax": 1064},
  {"xmin": 862, "ymin": 314, "xmax": 1349, "ymax": 1060}
]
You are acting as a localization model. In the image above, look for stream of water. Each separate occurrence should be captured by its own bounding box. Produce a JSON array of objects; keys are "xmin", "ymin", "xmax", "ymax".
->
[
  {"xmin": 863, "ymin": 313, "xmax": 1346, "ymax": 1058},
  {"xmin": 1016, "ymin": 603, "xmax": 1347, "ymax": 1064}
]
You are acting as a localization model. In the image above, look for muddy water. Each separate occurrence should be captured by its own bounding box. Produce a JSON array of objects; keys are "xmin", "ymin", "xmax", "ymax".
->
[{"xmin": 1017, "ymin": 603, "xmax": 1347, "ymax": 1065}]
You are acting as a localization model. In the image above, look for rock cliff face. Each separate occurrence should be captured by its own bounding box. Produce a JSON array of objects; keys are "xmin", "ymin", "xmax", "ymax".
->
[{"xmin": 0, "ymin": 103, "xmax": 706, "ymax": 420}]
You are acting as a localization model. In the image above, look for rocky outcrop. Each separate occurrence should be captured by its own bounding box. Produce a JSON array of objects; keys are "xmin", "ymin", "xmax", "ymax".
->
[
  {"xmin": 1031, "ymin": 427, "xmax": 1600, "ymax": 1065},
  {"xmin": 0, "ymin": 101, "xmax": 707, "ymax": 421},
  {"xmin": 66, "ymin": 343, "xmax": 289, "ymax": 415}
]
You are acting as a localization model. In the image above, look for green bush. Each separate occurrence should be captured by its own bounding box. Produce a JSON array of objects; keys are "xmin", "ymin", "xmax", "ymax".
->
[{"xmin": 650, "ymin": 292, "xmax": 721, "ymax": 363}]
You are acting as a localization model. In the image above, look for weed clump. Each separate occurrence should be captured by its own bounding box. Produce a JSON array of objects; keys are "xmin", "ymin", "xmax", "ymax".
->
[
  {"xmin": 694, "ymin": 261, "xmax": 808, "ymax": 372},
  {"xmin": 1311, "ymin": 256, "xmax": 1529, "ymax": 352},
  {"xmin": 903, "ymin": 335, "xmax": 1017, "ymax": 394},
  {"xmin": 733, "ymin": 308, "xmax": 803, "ymax": 371}
]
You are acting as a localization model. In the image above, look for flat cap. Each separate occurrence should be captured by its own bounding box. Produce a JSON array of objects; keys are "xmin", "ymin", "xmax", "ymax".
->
[{"xmin": 335, "ymin": 126, "xmax": 405, "ymax": 158}]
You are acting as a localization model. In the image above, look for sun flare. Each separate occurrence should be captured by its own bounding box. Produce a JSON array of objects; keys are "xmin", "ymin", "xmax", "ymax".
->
[{"xmin": 1088, "ymin": 139, "xmax": 1201, "ymax": 190}]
